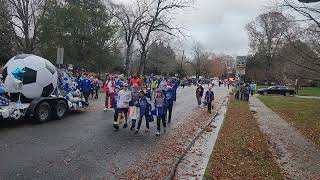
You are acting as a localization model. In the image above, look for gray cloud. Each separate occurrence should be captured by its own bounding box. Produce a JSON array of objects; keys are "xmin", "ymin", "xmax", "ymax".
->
[{"xmin": 113, "ymin": 0, "xmax": 271, "ymax": 55}]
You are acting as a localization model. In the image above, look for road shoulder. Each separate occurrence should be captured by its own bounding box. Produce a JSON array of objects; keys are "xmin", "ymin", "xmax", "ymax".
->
[
  {"xmin": 250, "ymin": 96, "xmax": 320, "ymax": 179},
  {"xmin": 204, "ymin": 97, "xmax": 283, "ymax": 179}
]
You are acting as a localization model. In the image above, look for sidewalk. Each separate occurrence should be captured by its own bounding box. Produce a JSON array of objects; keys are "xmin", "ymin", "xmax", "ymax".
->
[
  {"xmin": 296, "ymin": 95, "xmax": 320, "ymax": 100},
  {"xmin": 249, "ymin": 96, "xmax": 320, "ymax": 179}
]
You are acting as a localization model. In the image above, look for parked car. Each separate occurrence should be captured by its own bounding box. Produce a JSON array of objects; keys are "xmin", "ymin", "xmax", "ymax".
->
[{"xmin": 258, "ymin": 85, "xmax": 295, "ymax": 96}]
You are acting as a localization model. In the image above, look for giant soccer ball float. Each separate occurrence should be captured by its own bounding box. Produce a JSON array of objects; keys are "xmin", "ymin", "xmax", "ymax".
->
[{"xmin": 2, "ymin": 54, "xmax": 58, "ymax": 101}]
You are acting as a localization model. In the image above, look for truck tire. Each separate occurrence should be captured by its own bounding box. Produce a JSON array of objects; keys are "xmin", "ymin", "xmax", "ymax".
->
[
  {"xmin": 285, "ymin": 92, "xmax": 290, "ymax": 96},
  {"xmin": 54, "ymin": 100, "xmax": 67, "ymax": 119},
  {"xmin": 35, "ymin": 101, "xmax": 51, "ymax": 123}
]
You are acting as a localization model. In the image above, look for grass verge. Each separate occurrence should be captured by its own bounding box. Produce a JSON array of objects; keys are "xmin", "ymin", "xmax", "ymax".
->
[
  {"xmin": 298, "ymin": 87, "xmax": 320, "ymax": 97},
  {"xmin": 258, "ymin": 96, "xmax": 320, "ymax": 147},
  {"xmin": 204, "ymin": 98, "xmax": 283, "ymax": 179}
]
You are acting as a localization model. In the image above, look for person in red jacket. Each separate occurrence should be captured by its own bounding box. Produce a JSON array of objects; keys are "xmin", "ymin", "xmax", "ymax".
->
[{"xmin": 130, "ymin": 74, "xmax": 142, "ymax": 89}]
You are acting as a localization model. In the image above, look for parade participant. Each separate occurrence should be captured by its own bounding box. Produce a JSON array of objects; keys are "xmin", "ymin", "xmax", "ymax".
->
[
  {"xmin": 205, "ymin": 86, "xmax": 215, "ymax": 113},
  {"xmin": 80, "ymin": 73, "xmax": 92, "ymax": 105},
  {"xmin": 129, "ymin": 84, "xmax": 140, "ymax": 130},
  {"xmin": 75, "ymin": 73, "xmax": 82, "ymax": 90},
  {"xmin": 134, "ymin": 90, "xmax": 152, "ymax": 134},
  {"xmin": 172, "ymin": 79, "xmax": 178, "ymax": 102},
  {"xmin": 196, "ymin": 84, "xmax": 204, "ymax": 106},
  {"xmin": 115, "ymin": 75, "xmax": 124, "ymax": 88},
  {"xmin": 104, "ymin": 76, "xmax": 115, "ymax": 111},
  {"xmin": 150, "ymin": 78, "xmax": 158, "ymax": 99},
  {"xmin": 165, "ymin": 84, "xmax": 174, "ymax": 123},
  {"xmin": 154, "ymin": 90, "xmax": 167, "ymax": 136},
  {"xmin": 115, "ymin": 83, "xmax": 131, "ymax": 129},
  {"xmin": 113, "ymin": 85, "xmax": 121, "ymax": 129},
  {"xmin": 90, "ymin": 75, "xmax": 95, "ymax": 99},
  {"xmin": 130, "ymin": 74, "xmax": 142, "ymax": 89},
  {"xmin": 159, "ymin": 78, "xmax": 167, "ymax": 94}
]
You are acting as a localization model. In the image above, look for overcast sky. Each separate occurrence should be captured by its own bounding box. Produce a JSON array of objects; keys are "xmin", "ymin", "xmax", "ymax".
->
[{"xmin": 113, "ymin": 0, "xmax": 276, "ymax": 56}]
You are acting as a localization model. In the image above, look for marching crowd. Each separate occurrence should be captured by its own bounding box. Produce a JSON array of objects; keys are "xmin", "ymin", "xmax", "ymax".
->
[
  {"xmin": 64, "ymin": 72, "xmax": 229, "ymax": 136},
  {"xmin": 103, "ymin": 74, "xmax": 179, "ymax": 136}
]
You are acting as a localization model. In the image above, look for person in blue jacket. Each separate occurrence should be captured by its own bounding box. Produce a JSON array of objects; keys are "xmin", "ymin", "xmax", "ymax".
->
[
  {"xmin": 172, "ymin": 79, "xmax": 178, "ymax": 102},
  {"xmin": 81, "ymin": 73, "xmax": 92, "ymax": 105},
  {"xmin": 165, "ymin": 84, "xmax": 174, "ymax": 123},
  {"xmin": 134, "ymin": 90, "xmax": 151, "ymax": 134},
  {"xmin": 205, "ymin": 86, "xmax": 215, "ymax": 113},
  {"xmin": 154, "ymin": 89, "xmax": 167, "ymax": 136}
]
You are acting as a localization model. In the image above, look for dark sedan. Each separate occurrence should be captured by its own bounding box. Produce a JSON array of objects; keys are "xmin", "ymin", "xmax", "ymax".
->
[{"xmin": 258, "ymin": 85, "xmax": 296, "ymax": 96}]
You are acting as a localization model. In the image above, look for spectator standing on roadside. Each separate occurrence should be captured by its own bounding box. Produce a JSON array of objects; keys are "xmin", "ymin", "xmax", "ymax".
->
[{"xmin": 250, "ymin": 82, "xmax": 256, "ymax": 96}]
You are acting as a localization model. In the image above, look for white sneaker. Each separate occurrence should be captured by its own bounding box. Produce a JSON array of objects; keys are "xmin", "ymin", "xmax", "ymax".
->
[
  {"xmin": 103, "ymin": 108, "xmax": 108, "ymax": 111},
  {"xmin": 156, "ymin": 131, "xmax": 160, "ymax": 136}
]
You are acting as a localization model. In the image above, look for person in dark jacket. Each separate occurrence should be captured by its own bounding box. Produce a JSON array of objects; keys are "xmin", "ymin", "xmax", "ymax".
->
[
  {"xmin": 130, "ymin": 85, "xmax": 140, "ymax": 130},
  {"xmin": 134, "ymin": 90, "xmax": 151, "ymax": 134},
  {"xmin": 154, "ymin": 90, "xmax": 167, "ymax": 136},
  {"xmin": 205, "ymin": 86, "xmax": 215, "ymax": 113},
  {"xmin": 196, "ymin": 84, "xmax": 204, "ymax": 106},
  {"xmin": 165, "ymin": 84, "xmax": 174, "ymax": 123}
]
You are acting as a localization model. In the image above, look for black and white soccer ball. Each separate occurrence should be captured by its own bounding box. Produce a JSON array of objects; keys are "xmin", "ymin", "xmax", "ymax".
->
[{"xmin": 2, "ymin": 54, "xmax": 58, "ymax": 101}]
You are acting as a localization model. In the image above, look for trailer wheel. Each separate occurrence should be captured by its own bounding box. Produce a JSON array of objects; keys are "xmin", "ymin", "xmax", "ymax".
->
[
  {"xmin": 35, "ymin": 102, "xmax": 51, "ymax": 123},
  {"xmin": 54, "ymin": 100, "xmax": 67, "ymax": 119}
]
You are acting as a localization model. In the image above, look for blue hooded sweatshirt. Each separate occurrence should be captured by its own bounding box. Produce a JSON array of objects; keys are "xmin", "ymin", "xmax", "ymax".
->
[{"xmin": 165, "ymin": 89, "xmax": 174, "ymax": 107}]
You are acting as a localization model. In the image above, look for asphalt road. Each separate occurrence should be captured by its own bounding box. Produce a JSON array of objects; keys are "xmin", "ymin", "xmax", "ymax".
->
[{"xmin": 0, "ymin": 86, "xmax": 229, "ymax": 180}]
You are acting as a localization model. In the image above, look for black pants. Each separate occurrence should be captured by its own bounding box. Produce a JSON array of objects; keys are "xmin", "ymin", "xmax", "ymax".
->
[
  {"xmin": 83, "ymin": 93, "xmax": 90, "ymax": 104},
  {"xmin": 207, "ymin": 101, "xmax": 212, "ymax": 112},
  {"xmin": 137, "ymin": 115, "xmax": 149, "ymax": 130},
  {"xmin": 167, "ymin": 105, "xmax": 173, "ymax": 123},
  {"xmin": 157, "ymin": 115, "xmax": 166, "ymax": 131},
  {"xmin": 95, "ymin": 88, "xmax": 99, "ymax": 99},
  {"xmin": 114, "ymin": 109, "xmax": 118, "ymax": 122}
]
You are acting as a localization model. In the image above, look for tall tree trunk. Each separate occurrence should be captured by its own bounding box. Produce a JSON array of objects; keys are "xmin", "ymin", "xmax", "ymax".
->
[
  {"xmin": 125, "ymin": 47, "xmax": 131, "ymax": 76},
  {"xmin": 138, "ymin": 51, "xmax": 147, "ymax": 75}
]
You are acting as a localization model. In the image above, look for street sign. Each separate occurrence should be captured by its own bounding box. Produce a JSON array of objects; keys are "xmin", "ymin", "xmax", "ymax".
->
[{"xmin": 56, "ymin": 48, "xmax": 64, "ymax": 65}]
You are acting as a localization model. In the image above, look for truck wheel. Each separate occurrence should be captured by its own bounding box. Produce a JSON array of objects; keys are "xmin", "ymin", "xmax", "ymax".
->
[
  {"xmin": 285, "ymin": 92, "xmax": 290, "ymax": 96},
  {"xmin": 263, "ymin": 91, "xmax": 268, "ymax": 95},
  {"xmin": 55, "ymin": 100, "xmax": 67, "ymax": 119},
  {"xmin": 35, "ymin": 102, "xmax": 51, "ymax": 123}
]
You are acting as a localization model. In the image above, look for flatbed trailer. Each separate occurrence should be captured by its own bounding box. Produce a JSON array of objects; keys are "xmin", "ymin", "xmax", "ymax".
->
[{"xmin": 0, "ymin": 96, "xmax": 87, "ymax": 123}]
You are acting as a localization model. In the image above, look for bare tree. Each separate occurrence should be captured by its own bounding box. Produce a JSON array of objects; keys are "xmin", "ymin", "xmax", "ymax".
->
[
  {"xmin": 136, "ymin": 0, "xmax": 192, "ymax": 75},
  {"xmin": 111, "ymin": 1, "xmax": 148, "ymax": 76},
  {"xmin": 246, "ymin": 11, "xmax": 290, "ymax": 84},
  {"xmin": 188, "ymin": 42, "xmax": 211, "ymax": 78},
  {"xmin": 0, "ymin": 0, "xmax": 48, "ymax": 53}
]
